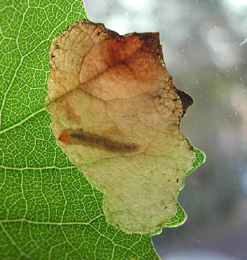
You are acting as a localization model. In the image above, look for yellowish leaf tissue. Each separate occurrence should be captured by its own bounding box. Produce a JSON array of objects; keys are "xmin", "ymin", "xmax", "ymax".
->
[{"xmin": 46, "ymin": 20, "xmax": 195, "ymax": 234}]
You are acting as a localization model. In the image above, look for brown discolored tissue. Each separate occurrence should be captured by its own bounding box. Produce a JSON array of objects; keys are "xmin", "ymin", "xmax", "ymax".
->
[{"xmin": 46, "ymin": 20, "xmax": 195, "ymax": 234}]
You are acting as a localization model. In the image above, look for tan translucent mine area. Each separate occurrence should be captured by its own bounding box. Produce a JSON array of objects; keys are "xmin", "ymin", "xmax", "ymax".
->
[{"xmin": 46, "ymin": 20, "xmax": 195, "ymax": 234}]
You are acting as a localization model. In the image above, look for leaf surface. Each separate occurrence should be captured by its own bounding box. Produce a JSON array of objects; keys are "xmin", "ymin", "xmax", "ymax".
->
[
  {"xmin": 0, "ymin": 1, "xmax": 205, "ymax": 259},
  {"xmin": 0, "ymin": 1, "xmax": 160, "ymax": 259}
]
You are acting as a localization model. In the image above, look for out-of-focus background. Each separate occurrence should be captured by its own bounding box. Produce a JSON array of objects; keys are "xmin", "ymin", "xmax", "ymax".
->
[{"xmin": 83, "ymin": 0, "xmax": 247, "ymax": 259}]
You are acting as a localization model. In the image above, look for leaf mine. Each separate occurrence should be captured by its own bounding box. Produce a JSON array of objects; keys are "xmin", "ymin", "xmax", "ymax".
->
[{"xmin": 46, "ymin": 19, "xmax": 195, "ymax": 234}]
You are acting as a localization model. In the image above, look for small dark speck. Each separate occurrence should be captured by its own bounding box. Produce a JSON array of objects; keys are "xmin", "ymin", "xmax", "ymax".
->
[
  {"xmin": 165, "ymin": 206, "xmax": 168, "ymax": 209},
  {"xmin": 176, "ymin": 179, "xmax": 179, "ymax": 183},
  {"xmin": 51, "ymin": 55, "xmax": 55, "ymax": 58},
  {"xmin": 158, "ymin": 95, "xmax": 162, "ymax": 99},
  {"xmin": 97, "ymin": 32, "xmax": 101, "ymax": 36},
  {"xmin": 173, "ymin": 99, "xmax": 178, "ymax": 101}
]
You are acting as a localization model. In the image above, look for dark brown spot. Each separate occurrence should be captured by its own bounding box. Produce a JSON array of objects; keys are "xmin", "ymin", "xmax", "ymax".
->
[
  {"xmin": 175, "ymin": 87, "xmax": 193, "ymax": 116},
  {"xmin": 61, "ymin": 129, "xmax": 140, "ymax": 153}
]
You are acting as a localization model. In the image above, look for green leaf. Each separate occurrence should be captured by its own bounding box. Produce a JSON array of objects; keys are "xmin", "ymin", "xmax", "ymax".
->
[
  {"xmin": 0, "ymin": 1, "xmax": 160, "ymax": 259},
  {"xmin": 0, "ymin": 0, "xmax": 205, "ymax": 259}
]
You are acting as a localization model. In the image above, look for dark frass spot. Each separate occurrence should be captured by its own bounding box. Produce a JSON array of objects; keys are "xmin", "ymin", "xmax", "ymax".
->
[{"xmin": 60, "ymin": 128, "xmax": 140, "ymax": 153}]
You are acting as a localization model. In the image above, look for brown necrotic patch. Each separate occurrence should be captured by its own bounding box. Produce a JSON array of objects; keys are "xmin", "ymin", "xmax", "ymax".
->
[
  {"xmin": 59, "ymin": 129, "xmax": 139, "ymax": 153},
  {"xmin": 45, "ymin": 20, "xmax": 199, "ymax": 234},
  {"xmin": 175, "ymin": 88, "xmax": 193, "ymax": 116}
]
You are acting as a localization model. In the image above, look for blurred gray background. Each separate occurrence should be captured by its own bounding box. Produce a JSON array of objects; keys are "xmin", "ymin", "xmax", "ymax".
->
[{"xmin": 83, "ymin": 0, "xmax": 247, "ymax": 259}]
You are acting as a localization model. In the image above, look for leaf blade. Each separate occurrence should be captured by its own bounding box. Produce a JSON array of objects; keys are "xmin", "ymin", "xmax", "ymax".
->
[{"xmin": 0, "ymin": 1, "xmax": 159, "ymax": 259}]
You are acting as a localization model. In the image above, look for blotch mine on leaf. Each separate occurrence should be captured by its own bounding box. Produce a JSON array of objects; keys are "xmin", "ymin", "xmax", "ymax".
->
[{"xmin": 46, "ymin": 19, "xmax": 196, "ymax": 234}]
